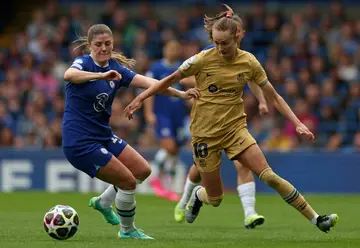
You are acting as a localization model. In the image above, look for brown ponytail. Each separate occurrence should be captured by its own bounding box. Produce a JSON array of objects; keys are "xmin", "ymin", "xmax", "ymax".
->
[{"xmin": 204, "ymin": 4, "xmax": 242, "ymax": 42}]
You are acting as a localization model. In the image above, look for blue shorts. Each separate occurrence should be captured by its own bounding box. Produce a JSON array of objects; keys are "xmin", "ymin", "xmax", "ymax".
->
[
  {"xmin": 63, "ymin": 134, "xmax": 128, "ymax": 178},
  {"xmin": 155, "ymin": 115, "xmax": 187, "ymax": 146}
]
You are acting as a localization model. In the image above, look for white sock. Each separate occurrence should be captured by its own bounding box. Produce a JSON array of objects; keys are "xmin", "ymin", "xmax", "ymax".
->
[
  {"xmin": 311, "ymin": 214, "xmax": 319, "ymax": 225},
  {"xmin": 115, "ymin": 189, "xmax": 136, "ymax": 233},
  {"xmin": 179, "ymin": 177, "xmax": 199, "ymax": 208},
  {"xmin": 237, "ymin": 182, "xmax": 256, "ymax": 218},
  {"xmin": 163, "ymin": 155, "xmax": 177, "ymax": 190},
  {"xmin": 152, "ymin": 148, "xmax": 168, "ymax": 178},
  {"xmin": 98, "ymin": 185, "xmax": 117, "ymax": 208}
]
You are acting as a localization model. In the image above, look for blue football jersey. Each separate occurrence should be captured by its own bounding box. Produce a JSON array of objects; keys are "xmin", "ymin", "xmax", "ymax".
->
[
  {"xmin": 62, "ymin": 55, "xmax": 136, "ymax": 148},
  {"xmin": 146, "ymin": 59, "xmax": 187, "ymax": 117}
]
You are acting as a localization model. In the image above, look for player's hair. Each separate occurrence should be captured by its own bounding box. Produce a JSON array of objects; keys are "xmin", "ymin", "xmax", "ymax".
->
[
  {"xmin": 204, "ymin": 4, "xmax": 243, "ymax": 42},
  {"xmin": 73, "ymin": 24, "xmax": 136, "ymax": 68}
]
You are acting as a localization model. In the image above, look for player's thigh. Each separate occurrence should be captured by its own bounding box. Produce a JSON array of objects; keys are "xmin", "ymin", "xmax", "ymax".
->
[
  {"xmin": 224, "ymin": 127, "xmax": 257, "ymax": 161},
  {"xmin": 63, "ymin": 144, "xmax": 135, "ymax": 189},
  {"xmin": 104, "ymin": 134, "xmax": 151, "ymax": 181},
  {"xmin": 224, "ymin": 127, "xmax": 269, "ymax": 176},
  {"xmin": 116, "ymin": 144, "xmax": 152, "ymax": 181},
  {"xmin": 233, "ymin": 143, "xmax": 270, "ymax": 176},
  {"xmin": 96, "ymin": 156, "xmax": 136, "ymax": 190}
]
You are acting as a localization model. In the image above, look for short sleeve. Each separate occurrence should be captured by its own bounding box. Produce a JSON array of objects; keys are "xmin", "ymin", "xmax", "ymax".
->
[
  {"xmin": 117, "ymin": 65, "xmax": 136, "ymax": 87},
  {"xmin": 70, "ymin": 57, "xmax": 88, "ymax": 71},
  {"xmin": 178, "ymin": 52, "xmax": 204, "ymax": 77},
  {"xmin": 250, "ymin": 56, "xmax": 268, "ymax": 87}
]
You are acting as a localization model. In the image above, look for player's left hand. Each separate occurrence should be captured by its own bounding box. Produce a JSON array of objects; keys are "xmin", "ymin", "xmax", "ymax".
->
[
  {"xmin": 102, "ymin": 70, "xmax": 122, "ymax": 81},
  {"xmin": 124, "ymin": 98, "xmax": 143, "ymax": 120},
  {"xmin": 258, "ymin": 103, "xmax": 269, "ymax": 116},
  {"xmin": 182, "ymin": 88, "xmax": 200, "ymax": 100},
  {"xmin": 296, "ymin": 123, "xmax": 315, "ymax": 143}
]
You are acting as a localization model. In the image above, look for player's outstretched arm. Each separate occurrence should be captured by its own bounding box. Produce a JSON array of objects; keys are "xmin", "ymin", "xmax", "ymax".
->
[
  {"xmin": 129, "ymin": 74, "xmax": 198, "ymax": 99},
  {"xmin": 247, "ymin": 81, "xmax": 268, "ymax": 116},
  {"xmin": 261, "ymin": 81, "xmax": 315, "ymax": 142},
  {"xmin": 64, "ymin": 68, "xmax": 121, "ymax": 84},
  {"xmin": 124, "ymin": 71, "xmax": 199, "ymax": 119}
]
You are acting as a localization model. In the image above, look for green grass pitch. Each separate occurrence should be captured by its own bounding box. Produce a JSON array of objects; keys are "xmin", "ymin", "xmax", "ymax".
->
[{"xmin": 0, "ymin": 192, "xmax": 359, "ymax": 248}]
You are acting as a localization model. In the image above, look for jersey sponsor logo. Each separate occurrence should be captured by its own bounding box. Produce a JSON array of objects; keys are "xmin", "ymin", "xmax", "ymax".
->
[
  {"xmin": 101, "ymin": 148, "xmax": 108, "ymax": 154},
  {"xmin": 109, "ymin": 81, "xmax": 115, "ymax": 89},
  {"xmin": 208, "ymin": 84, "xmax": 240, "ymax": 94},
  {"xmin": 208, "ymin": 84, "xmax": 218, "ymax": 93},
  {"xmin": 93, "ymin": 93, "xmax": 109, "ymax": 112}
]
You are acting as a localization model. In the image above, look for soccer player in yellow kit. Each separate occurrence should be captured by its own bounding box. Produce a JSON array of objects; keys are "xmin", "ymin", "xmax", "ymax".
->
[
  {"xmin": 125, "ymin": 5, "xmax": 339, "ymax": 233},
  {"xmin": 175, "ymin": 11, "xmax": 267, "ymax": 229}
]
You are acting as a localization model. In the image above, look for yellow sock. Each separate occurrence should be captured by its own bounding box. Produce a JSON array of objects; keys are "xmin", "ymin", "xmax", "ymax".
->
[{"xmin": 259, "ymin": 168, "xmax": 317, "ymax": 221}]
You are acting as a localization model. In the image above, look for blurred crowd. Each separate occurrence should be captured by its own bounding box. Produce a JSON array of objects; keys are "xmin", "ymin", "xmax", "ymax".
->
[{"xmin": 0, "ymin": 0, "xmax": 359, "ymax": 152}]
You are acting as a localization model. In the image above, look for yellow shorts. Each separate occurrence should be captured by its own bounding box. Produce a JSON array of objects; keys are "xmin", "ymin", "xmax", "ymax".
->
[{"xmin": 192, "ymin": 127, "xmax": 256, "ymax": 172}]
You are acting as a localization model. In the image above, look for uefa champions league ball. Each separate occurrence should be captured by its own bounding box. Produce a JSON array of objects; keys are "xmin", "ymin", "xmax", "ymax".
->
[{"xmin": 43, "ymin": 205, "xmax": 79, "ymax": 240}]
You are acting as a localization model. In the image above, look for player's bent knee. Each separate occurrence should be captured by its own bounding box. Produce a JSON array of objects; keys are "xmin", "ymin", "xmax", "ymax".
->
[
  {"xmin": 133, "ymin": 162, "xmax": 152, "ymax": 181},
  {"xmin": 116, "ymin": 175, "xmax": 137, "ymax": 190},
  {"xmin": 259, "ymin": 167, "xmax": 282, "ymax": 188},
  {"xmin": 208, "ymin": 195, "xmax": 223, "ymax": 207}
]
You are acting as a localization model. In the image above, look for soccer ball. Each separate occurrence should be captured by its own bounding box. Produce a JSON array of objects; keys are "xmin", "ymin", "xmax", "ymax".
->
[{"xmin": 43, "ymin": 204, "xmax": 79, "ymax": 240}]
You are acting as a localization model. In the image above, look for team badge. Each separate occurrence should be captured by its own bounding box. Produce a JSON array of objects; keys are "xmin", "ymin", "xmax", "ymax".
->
[
  {"xmin": 237, "ymin": 73, "xmax": 247, "ymax": 83},
  {"xmin": 101, "ymin": 148, "xmax": 108, "ymax": 154}
]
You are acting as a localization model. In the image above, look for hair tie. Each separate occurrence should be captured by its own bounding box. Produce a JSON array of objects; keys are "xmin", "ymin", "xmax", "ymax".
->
[{"xmin": 225, "ymin": 12, "xmax": 233, "ymax": 18}]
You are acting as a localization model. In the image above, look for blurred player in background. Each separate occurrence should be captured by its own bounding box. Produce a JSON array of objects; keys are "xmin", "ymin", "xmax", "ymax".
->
[
  {"xmin": 124, "ymin": 5, "xmax": 339, "ymax": 233},
  {"xmin": 174, "ymin": 12, "xmax": 267, "ymax": 228},
  {"xmin": 62, "ymin": 24, "xmax": 199, "ymax": 239},
  {"xmin": 144, "ymin": 40, "xmax": 188, "ymax": 201}
]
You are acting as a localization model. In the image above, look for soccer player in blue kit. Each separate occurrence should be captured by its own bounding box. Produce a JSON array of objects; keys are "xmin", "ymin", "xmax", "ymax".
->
[
  {"xmin": 62, "ymin": 24, "xmax": 199, "ymax": 240},
  {"xmin": 143, "ymin": 40, "xmax": 188, "ymax": 202}
]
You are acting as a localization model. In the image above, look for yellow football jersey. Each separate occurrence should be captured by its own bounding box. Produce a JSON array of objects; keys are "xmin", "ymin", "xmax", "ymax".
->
[{"xmin": 178, "ymin": 48, "xmax": 268, "ymax": 138}]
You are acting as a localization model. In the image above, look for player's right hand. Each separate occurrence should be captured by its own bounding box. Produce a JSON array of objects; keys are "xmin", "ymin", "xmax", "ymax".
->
[
  {"xmin": 101, "ymin": 70, "xmax": 122, "ymax": 81},
  {"xmin": 124, "ymin": 98, "xmax": 143, "ymax": 120},
  {"xmin": 182, "ymin": 88, "xmax": 200, "ymax": 100},
  {"xmin": 258, "ymin": 103, "xmax": 269, "ymax": 116},
  {"xmin": 296, "ymin": 123, "xmax": 315, "ymax": 143}
]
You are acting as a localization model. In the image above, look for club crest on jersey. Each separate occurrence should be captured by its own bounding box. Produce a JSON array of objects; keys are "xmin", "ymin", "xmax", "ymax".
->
[
  {"xmin": 93, "ymin": 93, "xmax": 109, "ymax": 112},
  {"xmin": 237, "ymin": 73, "xmax": 247, "ymax": 83},
  {"xmin": 109, "ymin": 81, "xmax": 115, "ymax": 89}
]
